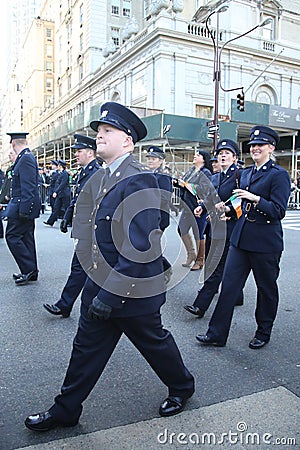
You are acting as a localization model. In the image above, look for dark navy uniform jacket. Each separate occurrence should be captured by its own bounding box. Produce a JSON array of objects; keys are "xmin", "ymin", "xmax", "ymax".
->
[
  {"xmin": 63, "ymin": 158, "xmax": 100, "ymax": 225},
  {"xmin": 49, "ymin": 170, "xmax": 59, "ymax": 195},
  {"xmin": 153, "ymin": 167, "xmax": 172, "ymax": 231},
  {"xmin": 74, "ymin": 154, "xmax": 165, "ymax": 318},
  {"xmin": 54, "ymin": 169, "xmax": 70, "ymax": 199},
  {"xmin": 207, "ymin": 164, "xmax": 240, "ymax": 240},
  {"xmin": 230, "ymin": 160, "xmax": 290, "ymax": 253},
  {"xmin": 5, "ymin": 148, "xmax": 41, "ymax": 219}
]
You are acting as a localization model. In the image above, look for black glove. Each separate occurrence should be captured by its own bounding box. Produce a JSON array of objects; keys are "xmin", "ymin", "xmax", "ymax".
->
[
  {"xmin": 60, "ymin": 219, "xmax": 68, "ymax": 233},
  {"xmin": 88, "ymin": 298, "xmax": 112, "ymax": 320}
]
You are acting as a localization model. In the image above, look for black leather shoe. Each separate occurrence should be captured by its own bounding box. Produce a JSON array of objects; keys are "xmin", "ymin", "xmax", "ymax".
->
[
  {"xmin": 15, "ymin": 270, "xmax": 38, "ymax": 285},
  {"xmin": 43, "ymin": 221, "xmax": 53, "ymax": 226},
  {"xmin": 43, "ymin": 303, "xmax": 70, "ymax": 318},
  {"xmin": 196, "ymin": 334, "xmax": 225, "ymax": 347},
  {"xmin": 25, "ymin": 411, "xmax": 78, "ymax": 432},
  {"xmin": 184, "ymin": 305, "xmax": 205, "ymax": 318},
  {"xmin": 13, "ymin": 273, "xmax": 22, "ymax": 280},
  {"xmin": 159, "ymin": 396, "xmax": 189, "ymax": 417},
  {"xmin": 249, "ymin": 337, "xmax": 269, "ymax": 349}
]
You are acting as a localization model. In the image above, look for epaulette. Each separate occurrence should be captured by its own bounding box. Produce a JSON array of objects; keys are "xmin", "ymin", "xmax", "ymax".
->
[{"xmin": 130, "ymin": 159, "xmax": 151, "ymax": 172}]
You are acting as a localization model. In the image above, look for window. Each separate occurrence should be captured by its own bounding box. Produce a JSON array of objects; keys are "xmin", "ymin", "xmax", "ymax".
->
[
  {"xmin": 262, "ymin": 15, "xmax": 275, "ymax": 41},
  {"xmin": 46, "ymin": 45, "xmax": 52, "ymax": 57},
  {"xmin": 46, "ymin": 28, "xmax": 52, "ymax": 39},
  {"xmin": 68, "ymin": 74, "xmax": 72, "ymax": 91},
  {"xmin": 111, "ymin": 27, "xmax": 120, "ymax": 47},
  {"xmin": 79, "ymin": 62, "xmax": 83, "ymax": 81},
  {"xmin": 112, "ymin": 0, "xmax": 120, "ymax": 15},
  {"xmin": 123, "ymin": 0, "xmax": 131, "ymax": 17},
  {"xmin": 79, "ymin": 4, "xmax": 83, "ymax": 25},
  {"xmin": 46, "ymin": 61, "xmax": 52, "ymax": 72},
  {"xmin": 46, "ymin": 78, "xmax": 52, "ymax": 91},
  {"xmin": 195, "ymin": 104, "xmax": 213, "ymax": 119},
  {"xmin": 79, "ymin": 34, "xmax": 83, "ymax": 52}
]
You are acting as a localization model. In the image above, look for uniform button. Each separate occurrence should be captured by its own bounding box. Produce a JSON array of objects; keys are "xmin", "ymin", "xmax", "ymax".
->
[
  {"xmin": 121, "ymin": 300, "xmax": 126, "ymax": 304},
  {"xmin": 245, "ymin": 214, "xmax": 248, "ymax": 218},
  {"xmin": 106, "ymin": 216, "xmax": 110, "ymax": 220},
  {"xmin": 93, "ymin": 263, "xmax": 98, "ymax": 269},
  {"xmin": 94, "ymin": 224, "xmax": 97, "ymax": 229},
  {"xmin": 267, "ymin": 220, "xmax": 270, "ymax": 224},
  {"xmin": 131, "ymin": 283, "xmax": 135, "ymax": 287},
  {"xmin": 93, "ymin": 244, "xmax": 97, "ymax": 249},
  {"xmin": 103, "ymin": 188, "xmax": 107, "ymax": 193},
  {"xmin": 126, "ymin": 292, "xmax": 130, "ymax": 295}
]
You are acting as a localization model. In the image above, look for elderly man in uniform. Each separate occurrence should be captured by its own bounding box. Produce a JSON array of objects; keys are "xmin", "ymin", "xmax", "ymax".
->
[
  {"xmin": 196, "ymin": 126, "xmax": 290, "ymax": 349},
  {"xmin": 43, "ymin": 134, "xmax": 102, "ymax": 318},
  {"xmin": 25, "ymin": 102, "xmax": 194, "ymax": 432},
  {"xmin": 5, "ymin": 132, "xmax": 41, "ymax": 285}
]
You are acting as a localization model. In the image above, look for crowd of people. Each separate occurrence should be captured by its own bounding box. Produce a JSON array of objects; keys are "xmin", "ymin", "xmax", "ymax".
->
[{"xmin": 0, "ymin": 102, "xmax": 292, "ymax": 432}]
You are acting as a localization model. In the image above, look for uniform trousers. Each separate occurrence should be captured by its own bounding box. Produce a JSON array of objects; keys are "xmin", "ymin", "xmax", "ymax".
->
[
  {"xmin": 193, "ymin": 239, "xmax": 243, "ymax": 311},
  {"xmin": 47, "ymin": 196, "xmax": 70, "ymax": 225},
  {"xmin": 206, "ymin": 245, "xmax": 281, "ymax": 345},
  {"xmin": 56, "ymin": 253, "xmax": 87, "ymax": 314},
  {"xmin": 49, "ymin": 304, "xmax": 195, "ymax": 422},
  {"xmin": 5, "ymin": 218, "xmax": 38, "ymax": 274}
]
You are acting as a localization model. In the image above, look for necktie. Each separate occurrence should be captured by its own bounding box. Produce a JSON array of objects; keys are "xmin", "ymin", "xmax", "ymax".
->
[{"xmin": 103, "ymin": 167, "xmax": 110, "ymax": 184}]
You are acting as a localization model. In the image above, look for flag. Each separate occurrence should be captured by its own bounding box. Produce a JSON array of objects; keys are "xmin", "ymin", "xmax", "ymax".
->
[
  {"xmin": 177, "ymin": 179, "xmax": 198, "ymax": 197},
  {"xmin": 230, "ymin": 193, "xmax": 242, "ymax": 219}
]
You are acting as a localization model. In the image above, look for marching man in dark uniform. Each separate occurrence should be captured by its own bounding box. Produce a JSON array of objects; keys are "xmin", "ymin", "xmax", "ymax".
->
[
  {"xmin": 196, "ymin": 126, "xmax": 291, "ymax": 349},
  {"xmin": 48, "ymin": 160, "xmax": 59, "ymax": 211},
  {"xmin": 43, "ymin": 134, "xmax": 102, "ymax": 317},
  {"xmin": 5, "ymin": 132, "xmax": 41, "ymax": 285},
  {"xmin": 43, "ymin": 160, "xmax": 70, "ymax": 226},
  {"xmin": 25, "ymin": 102, "xmax": 194, "ymax": 432}
]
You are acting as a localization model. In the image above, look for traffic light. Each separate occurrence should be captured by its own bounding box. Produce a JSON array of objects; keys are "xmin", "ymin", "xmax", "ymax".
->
[{"xmin": 237, "ymin": 91, "xmax": 245, "ymax": 111}]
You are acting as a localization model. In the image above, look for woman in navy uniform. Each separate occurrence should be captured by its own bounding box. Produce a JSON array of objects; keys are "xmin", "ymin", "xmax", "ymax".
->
[
  {"xmin": 5, "ymin": 132, "xmax": 41, "ymax": 285},
  {"xmin": 25, "ymin": 102, "xmax": 194, "ymax": 432},
  {"xmin": 196, "ymin": 126, "xmax": 290, "ymax": 349},
  {"xmin": 48, "ymin": 160, "xmax": 59, "ymax": 210},
  {"xmin": 184, "ymin": 139, "xmax": 243, "ymax": 319},
  {"xmin": 43, "ymin": 134, "xmax": 102, "ymax": 318},
  {"xmin": 175, "ymin": 150, "xmax": 212, "ymax": 270},
  {"xmin": 43, "ymin": 160, "xmax": 71, "ymax": 226}
]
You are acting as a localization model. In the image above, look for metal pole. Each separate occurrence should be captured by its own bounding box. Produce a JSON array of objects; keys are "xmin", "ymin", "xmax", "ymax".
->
[{"xmin": 213, "ymin": 13, "xmax": 220, "ymax": 150}]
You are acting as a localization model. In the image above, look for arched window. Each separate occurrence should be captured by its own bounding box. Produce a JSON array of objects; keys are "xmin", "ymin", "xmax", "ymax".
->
[
  {"xmin": 111, "ymin": 91, "xmax": 121, "ymax": 102},
  {"xmin": 254, "ymin": 84, "xmax": 277, "ymax": 105}
]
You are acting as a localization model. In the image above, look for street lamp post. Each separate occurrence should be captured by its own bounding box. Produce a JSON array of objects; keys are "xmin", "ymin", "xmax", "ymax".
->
[{"xmin": 204, "ymin": 6, "xmax": 273, "ymax": 150}]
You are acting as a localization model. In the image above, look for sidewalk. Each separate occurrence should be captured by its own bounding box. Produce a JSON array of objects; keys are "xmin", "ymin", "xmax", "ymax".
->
[{"xmin": 18, "ymin": 387, "xmax": 299, "ymax": 450}]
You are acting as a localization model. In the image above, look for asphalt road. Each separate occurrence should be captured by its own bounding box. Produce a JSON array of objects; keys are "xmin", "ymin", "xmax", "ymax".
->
[{"xmin": 0, "ymin": 210, "xmax": 299, "ymax": 450}]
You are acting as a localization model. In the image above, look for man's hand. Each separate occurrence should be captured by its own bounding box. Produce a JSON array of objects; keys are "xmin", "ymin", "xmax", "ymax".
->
[
  {"xmin": 60, "ymin": 219, "xmax": 68, "ymax": 233},
  {"xmin": 88, "ymin": 298, "xmax": 112, "ymax": 320}
]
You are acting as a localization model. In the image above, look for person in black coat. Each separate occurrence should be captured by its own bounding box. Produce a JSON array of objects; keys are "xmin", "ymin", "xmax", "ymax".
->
[
  {"xmin": 43, "ymin": 134, "xmax": 102, "ymax": 317},
  {"xmin": 43, "ymin": 160, "xmax": 71, "ymax": 226},
  {"xmin": 48, "ymin": 161, "xmax": 59, "ymax": 211},
  {"xmin": 184, "ymin": 139, "xmax": 244, "ymax": 319},
  {"xmin": 5, "ymin": 132, "xmax": 41, "ymax": 285},
  {"xmin": 145, "ymin": 145, "xmax": 173, "ymax": 282},
  {"xmin": 175, "ymin": 151, "xmax": 212, "ymax": 270},
  {"xmin": 25, "ymin": 102, "xmax": 194, "ymax": 432},
  {"xmin": 196, "ymin": 126, "xmax": 291, "ymax": 349}
]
